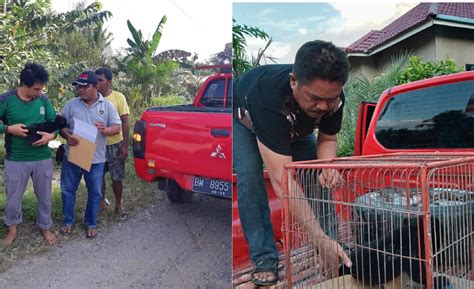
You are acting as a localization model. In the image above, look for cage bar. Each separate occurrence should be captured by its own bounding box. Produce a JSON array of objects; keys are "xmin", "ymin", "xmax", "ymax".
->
[{"xmin": 282, "ymin": 153, "xmax": 474, "ymax": 288}]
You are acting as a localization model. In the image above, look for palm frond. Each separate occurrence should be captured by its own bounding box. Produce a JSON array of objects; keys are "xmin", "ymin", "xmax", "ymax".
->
[{"xmin": 338, "ymin": 51, "xmax": 412, "ymax": 157}]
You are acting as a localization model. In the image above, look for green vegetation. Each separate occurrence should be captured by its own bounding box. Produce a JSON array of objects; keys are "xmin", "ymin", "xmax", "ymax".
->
[
  {"xmin": 393, "ymin": 55, "xmax": 462, "ymax": 85},
  {"xmin": 232, "ymin": 19, "xmax": 271, "ymax": 76},
  {"xmin": 1, "ymin": 1, "xmax": 230, "ymax": 108},
  {"xmin": 0, "ymin": 0, "xmax": 112, "ymax": 109},
  {"xmin": 119, "ymin": 17, "xmax": 179, "ymax": 108}
]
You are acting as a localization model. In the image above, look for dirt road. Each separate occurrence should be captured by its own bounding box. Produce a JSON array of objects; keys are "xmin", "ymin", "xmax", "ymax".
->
[{"xmin": 0, "ymin": 194, "xmax": 231, "ymax": 288}]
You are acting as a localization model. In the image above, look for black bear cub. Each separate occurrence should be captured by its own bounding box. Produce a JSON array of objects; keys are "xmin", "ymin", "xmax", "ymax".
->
[
  {"xmin": 340, "ymin": 216, "xmax": 451, "ymax": 289},
  {"xmin": 26, "ymin": 114, "xmax": 68, "ymax": 143}
]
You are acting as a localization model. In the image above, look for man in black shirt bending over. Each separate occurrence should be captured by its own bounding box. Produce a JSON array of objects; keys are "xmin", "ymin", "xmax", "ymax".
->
[{"xmin": 233, "ymin": 40, "xmax": 352, "ymax": 286}]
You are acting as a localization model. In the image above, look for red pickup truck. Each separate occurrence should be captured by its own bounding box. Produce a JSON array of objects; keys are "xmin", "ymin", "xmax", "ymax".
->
[
  {"xmin": 232, "ymin": 71, "xmax": 474, "ymax": 284},
  {"xmin": 132, "ymin": 66, "xmax": 232, "ymax": 203}
]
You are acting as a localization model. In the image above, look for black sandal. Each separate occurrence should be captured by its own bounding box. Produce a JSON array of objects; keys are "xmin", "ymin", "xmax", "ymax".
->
[
  {"xmin": 59, "ymin": 224, "xmax": 73, "ymax": 237},
  {"xmin": 251, "ymin": 259, "xmax": 279, "ymax": 286},
  {"xmin": 86, "ymin": 227, "xmax": 97, "ymax": 239}
]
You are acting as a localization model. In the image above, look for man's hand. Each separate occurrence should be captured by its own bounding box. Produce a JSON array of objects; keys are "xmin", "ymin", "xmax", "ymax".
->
[
  {"xmin": 318, "ymin": 169, "xmax": 342, "ymax": 188},
  {"xmin": 119, "ymin": 144, "xmax": 128, "ymax": 161},
  {"xmin": 32, "ymin": 131, "xmax": 55, "ymax": 146},
  {"xmin": 316, "ymin": 235, "xmax": 352, "ymax": 278},
  {"xmin": 96, "ymin": 121, "xmax": 106, "ymax": 135},
  {"xmin": 7, "ymin": 123, "xmax": 28, "ymax": 137},
  {"xmin": 67, "ymin": 136, "xmax": 79, "ymax": 146}
]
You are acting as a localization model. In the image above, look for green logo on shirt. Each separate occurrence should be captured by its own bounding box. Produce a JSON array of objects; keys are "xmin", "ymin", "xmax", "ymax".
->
[{"xmin": 40, "ymin": 106, "xmax": 45, "ymax": 115}]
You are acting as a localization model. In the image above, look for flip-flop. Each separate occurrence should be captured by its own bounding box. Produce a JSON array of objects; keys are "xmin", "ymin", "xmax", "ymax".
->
[
  {"xmin": 251, "ymin": 259, "xmax": 279, "ymax": 286},
  {"xmin": 115, "ymin": 206, "xmax": 128, "ymax": 221},
  {"xmin": 59, "ymin": 224, "xmax": 73, "ymax": 237},
  {"xmin": 86, "ymin": 227, "xmax": 97, "ymax": 239}
]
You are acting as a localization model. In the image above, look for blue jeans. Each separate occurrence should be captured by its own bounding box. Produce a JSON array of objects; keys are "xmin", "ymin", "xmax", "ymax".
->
[
  {"xmin": 61, "ymin": 158, "xmax": 105, "ymax": 228},
  {"xmin": 233, "ymin": 118, "xmax": 318, "ymax": 265}
]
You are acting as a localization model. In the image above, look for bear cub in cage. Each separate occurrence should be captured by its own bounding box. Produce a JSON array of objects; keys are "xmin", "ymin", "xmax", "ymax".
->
[{"xmin": 339, "ymin": 216, "xmax": 451, "ymax": 289}]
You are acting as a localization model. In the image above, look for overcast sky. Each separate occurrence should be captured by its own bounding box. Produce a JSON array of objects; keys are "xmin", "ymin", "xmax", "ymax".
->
[
  {"xmin": 51, "ymin": 0, "xmax": 232, "ymax": 62},
  {"xmin": 50, "ymin": 1, "xmax": 420, "ymax": 64},
  {"xmin": 233, "ymin": 2, "xmax": 418, "ymax": 63}
]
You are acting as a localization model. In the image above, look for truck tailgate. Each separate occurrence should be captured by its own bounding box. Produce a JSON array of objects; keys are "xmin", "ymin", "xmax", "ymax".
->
[{"xmin": 142, "ymin": 109, "xmax": 231, "ymax": 182}]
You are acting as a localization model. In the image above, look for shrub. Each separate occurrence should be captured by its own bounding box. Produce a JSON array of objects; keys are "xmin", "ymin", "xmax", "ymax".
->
[
  {"xmin": 394, "ymin": 56, "xmax": 461, "ymax": 85},
  {"xmin": 151, "ymin": 95, "xmax": 188, "ymax": 107}
]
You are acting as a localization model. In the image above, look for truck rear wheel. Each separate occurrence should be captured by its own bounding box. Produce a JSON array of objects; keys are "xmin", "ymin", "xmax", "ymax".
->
[{"xmin": 164, "ymin": 179, "xmax": 194, "ymax": 203}]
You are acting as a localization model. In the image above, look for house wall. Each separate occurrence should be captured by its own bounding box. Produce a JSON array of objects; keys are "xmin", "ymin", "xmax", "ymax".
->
[
  {"xmin": 348, "ymin": 24, "xmax": 474, "ymax": 80},
  {"xmin": 435, "ymin": 25, "xmax": 474, "ymax": 68},
  {"xmin": 374, "ymin": 27, "xmax": 436, "ymax": 72},
  {"xmin": 348, "ymin": 27, "xmax": 436, "ymax": 80},
  {"xmin": 348, "ymin": 57, "xmax": 377, "ymax": 78}
]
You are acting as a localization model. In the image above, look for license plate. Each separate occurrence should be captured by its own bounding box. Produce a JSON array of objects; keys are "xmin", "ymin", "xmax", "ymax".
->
[{"xmin": 192, "ymin": 176, "xmax": 231, "ymax": 198}]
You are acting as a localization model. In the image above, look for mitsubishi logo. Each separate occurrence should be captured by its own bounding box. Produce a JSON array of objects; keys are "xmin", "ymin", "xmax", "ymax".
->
[{"xmin": 211, "ymin": 145, "xmax": 226, "ymax": 159}]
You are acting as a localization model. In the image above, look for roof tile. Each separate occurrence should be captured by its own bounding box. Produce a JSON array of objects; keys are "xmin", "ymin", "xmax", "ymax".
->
[{"xmin": 346, "ymin": 3, "xmax": 474, "ymax": 53}]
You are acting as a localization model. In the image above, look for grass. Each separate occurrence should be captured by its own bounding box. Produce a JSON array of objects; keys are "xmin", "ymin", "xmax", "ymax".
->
[{"xmin": 0, "ymin": 152, "xmax": 166, "ymax": 273}]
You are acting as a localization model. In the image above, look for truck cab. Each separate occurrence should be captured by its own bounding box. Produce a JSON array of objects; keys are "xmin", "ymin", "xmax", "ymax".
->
[{"xmin": 355, "ymin": 71, "xmax": 474, "ymax": 156}]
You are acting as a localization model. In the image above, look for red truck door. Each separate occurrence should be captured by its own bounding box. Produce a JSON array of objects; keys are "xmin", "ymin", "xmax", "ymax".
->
[{"xmin": 353, "ymin": 101, "xmax": 377, "ymax": 156}]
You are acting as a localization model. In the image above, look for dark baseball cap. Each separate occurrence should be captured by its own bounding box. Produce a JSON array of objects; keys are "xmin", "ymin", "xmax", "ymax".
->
[{"xmin": 72, "ymin": 71, "xmax": 98, "ymax": 86}]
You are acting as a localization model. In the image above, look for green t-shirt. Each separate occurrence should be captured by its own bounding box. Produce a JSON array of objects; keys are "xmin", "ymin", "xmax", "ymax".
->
[{"xmin": 0, "ymin": 89, "xmax": 57, "ymax": 161}]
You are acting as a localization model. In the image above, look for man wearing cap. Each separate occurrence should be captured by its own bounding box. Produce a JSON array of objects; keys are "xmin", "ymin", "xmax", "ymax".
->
[
  {"xmin": 0, "ymin": 63, "xmax": 57, "ymax": 246},
  {"xmin": 95, "ymin": 68, "xmax": 130, "ymax": 220},
  {"xmin": 59, "ymin": 71, "xmax": 121, "ymax": 239}
]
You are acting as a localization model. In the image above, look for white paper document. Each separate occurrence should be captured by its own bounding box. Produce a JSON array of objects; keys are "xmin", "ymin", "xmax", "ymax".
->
[{"xmin": 73, "ymin": 118, "xmax": 97, "ymax": 143}]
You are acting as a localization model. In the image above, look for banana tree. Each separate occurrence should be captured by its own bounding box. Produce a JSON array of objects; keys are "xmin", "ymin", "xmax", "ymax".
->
[
  {"xmin": 125, "ymin": 15, "xmax": 167, "ymax": 63},
  {"xmin": 122, "ymin": 15, "xmax": 179, "ymax": 103}
]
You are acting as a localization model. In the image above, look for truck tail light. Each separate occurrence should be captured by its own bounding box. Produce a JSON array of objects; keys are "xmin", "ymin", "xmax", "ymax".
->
[
  {"xmin": 133, "ymin": 120, "xmax": 146, "ymax": 159},
  {"xmin": 133, "ymin": 133, "xmax": 142, "ymax": 142}
]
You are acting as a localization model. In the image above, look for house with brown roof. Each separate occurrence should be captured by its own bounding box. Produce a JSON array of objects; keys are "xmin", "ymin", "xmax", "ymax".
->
[{"xmin": 346, "ymin": 3, "xmax": 474, "ymax": 79}]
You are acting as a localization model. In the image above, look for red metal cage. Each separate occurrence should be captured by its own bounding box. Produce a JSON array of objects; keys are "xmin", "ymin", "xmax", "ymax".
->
[{"xmin": 282, "ymin": 153, "xmax": 474, "ymax": 289}]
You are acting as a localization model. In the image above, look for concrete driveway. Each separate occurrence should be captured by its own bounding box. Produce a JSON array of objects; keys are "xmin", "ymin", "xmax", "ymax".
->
[{"xmin": 0, "ymin": 194, "xmax": 231, "ymax": 288}]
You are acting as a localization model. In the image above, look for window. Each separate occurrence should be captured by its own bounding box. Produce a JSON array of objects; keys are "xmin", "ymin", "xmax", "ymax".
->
[
  {"xmin": 200, "ymin": 79, "xmax": 225, "ymax": 107},
  {"xmin": 375, "ymin": 80, "xmax": 474, "ymax": 149}
]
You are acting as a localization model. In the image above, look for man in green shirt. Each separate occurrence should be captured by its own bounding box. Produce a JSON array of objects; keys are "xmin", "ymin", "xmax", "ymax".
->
[{"xmin": 0, "ymin": 63, "xmax": 57, "ymax": 245}]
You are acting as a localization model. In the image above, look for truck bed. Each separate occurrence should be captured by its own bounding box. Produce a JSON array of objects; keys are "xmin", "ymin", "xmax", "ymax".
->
[{"xmin": 145, "ymin": 104, "xmax": 230, "ymax": 114}]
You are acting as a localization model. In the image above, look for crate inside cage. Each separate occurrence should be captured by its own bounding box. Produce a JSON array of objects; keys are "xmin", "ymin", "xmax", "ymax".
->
[{"xmin": 281, "ymin": 153, "xmax": 474, "ymax": 289}]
